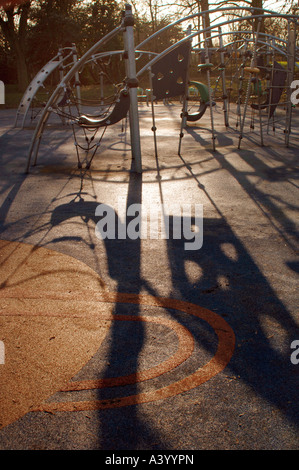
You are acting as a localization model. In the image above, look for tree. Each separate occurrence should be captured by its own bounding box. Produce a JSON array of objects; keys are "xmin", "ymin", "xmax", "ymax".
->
[
  {"xmin": 27, "ymin": 0, "xmax": 85, "ymax": 72},
  {"xmin": 131, "ymin": 0, "xmax": 185, "ymax": 52},
  {"xmin": 0, "ymin": 0, "xmax": 124, "ymax": 90},
  {"xmin": 143, "ymin": 0, "xmax": 213, "ymax": 48},
  {"xmin": 83, "ymin": 0, "xmax": 123, "ymax": 53},
  {"xmin": 0, "ymin": 1, "xmax": 31, "ymax": 91}
]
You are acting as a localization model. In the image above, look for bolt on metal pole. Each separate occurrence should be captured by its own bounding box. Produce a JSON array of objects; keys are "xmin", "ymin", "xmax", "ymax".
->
[{"xmin": 123, "ymin": 4, "xmax": 142, "ymax": 173}]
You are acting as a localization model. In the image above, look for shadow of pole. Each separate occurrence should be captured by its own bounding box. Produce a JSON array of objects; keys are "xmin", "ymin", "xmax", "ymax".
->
[{"xmin": 94, "ymin": 167, "xmax": 169, "ymax": 449}]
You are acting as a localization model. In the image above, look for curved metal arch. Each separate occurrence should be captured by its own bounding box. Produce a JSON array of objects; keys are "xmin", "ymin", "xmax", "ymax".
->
[
  {"xmin": 136, "ymin": 12, "xmax": 297, "ymax": 80},
  {"xmin": 26, "ymin": 6, "xmax": 298, "ymax": 172},
  {"xmin": 186, "ymin": 30, "xmax": 291, "ymax": 123},
  {"xmin": 136, "ymin": 7, "xmax": 298, "ymax": 52},
  {"xmin": 192, "ymin": 32, "xmax": 289, "ymax": 58},
  {"xmin": 192, "ymin": 32, "xmax": 290, "ymax": 119},
  {"xmin": 14, "ymin": 46, "xmax": 76, "ymax": 129},
  {"xmin": 26, "ymin": 24, "xmax": 124, "ymax": 172},
  {"xmin": 86, "ymin": 49, "xmax": 158, "ymax": 67}
]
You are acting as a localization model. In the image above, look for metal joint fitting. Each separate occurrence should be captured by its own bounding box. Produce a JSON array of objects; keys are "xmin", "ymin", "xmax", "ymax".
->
[
  {"xmin": 126, "ymin": 78, "xmax": 139, "ymax": 88},
  {"xmin": 123, "ymin": 4, "xmax": 134, "ymax": 27}
]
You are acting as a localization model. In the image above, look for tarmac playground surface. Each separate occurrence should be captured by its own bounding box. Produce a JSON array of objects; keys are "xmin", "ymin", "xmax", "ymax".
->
[{"xmin": 0, "ymin": 100, "xmax": 298, "ymax": 450}]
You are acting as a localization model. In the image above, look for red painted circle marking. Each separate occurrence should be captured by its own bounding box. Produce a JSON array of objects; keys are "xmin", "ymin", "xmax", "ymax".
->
[
  {"xmin": 61, "ymin": 314, "xmax": 194, "ymax": 390},
  {"xmin": 35, "ymin": 293, "xmax": 235, "ymax": 412}
]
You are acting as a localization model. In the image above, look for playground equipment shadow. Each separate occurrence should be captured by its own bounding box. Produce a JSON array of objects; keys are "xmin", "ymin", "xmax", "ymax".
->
[{"xmin": 0, "ymin": 103, "xmax": 298, "ymax": 450}]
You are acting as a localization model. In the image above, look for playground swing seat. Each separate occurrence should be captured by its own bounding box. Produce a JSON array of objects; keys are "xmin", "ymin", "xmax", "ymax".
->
[
  {"xmin": 185, "ymin": 80, "xmax": 216, "ymax": 122},
  {"xmin": 77, "ymin": 87, "xmax": 130, "ymax": 128},
  {"xmin": 53, "ymin": 84, "xmax": 131, "ymax": 170}
]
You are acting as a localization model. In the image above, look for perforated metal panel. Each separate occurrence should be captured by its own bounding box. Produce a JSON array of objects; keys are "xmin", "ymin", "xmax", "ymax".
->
[
  {"xmin": 151, "ymin": 42, "xmax": 191, "ymax": 101},
  {"xmin": 15, "ymin": 59, "xmax": 62, "ymax": 127}
]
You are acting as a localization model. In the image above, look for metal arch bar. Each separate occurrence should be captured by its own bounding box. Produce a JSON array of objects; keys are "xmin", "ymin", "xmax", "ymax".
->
[
  {"xmin": 136, "ymin": 13, "xmax": 297, "ymax": 80},
  {"xmin": 87, "ymin": 49, "xmax": 158, "ymax": 64},
  {"xmin": 14, "ymin": 47, "xmax": 76, "ymax": 129},
  {"xmin": 192, "ymin": 33, "xmax": 289, "ymax": 58},
  {"xmin": 26, "ymin": 24, "xmax": 123, "ymax": 173},
  {"xmin": 136, "ymin": 7, "xmax": 298, "ymax": 52}
]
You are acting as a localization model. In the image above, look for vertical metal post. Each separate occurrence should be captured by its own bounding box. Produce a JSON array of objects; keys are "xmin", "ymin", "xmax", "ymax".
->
[
  {"xmin": 203, "ymin": 14, "xmax": 216, "ymax": 151},
  {"xmin": 257, "ymin": 80, "xmax": 264, "ymax": 147},
  {"xmin": 181, "ymin": 25, "xmax": 192, "ymax": 130},
  {"xmin": 123, "ymin": 4, "xmax": 142, "ymax": 173},
  {"xmin": 238, "ymin": 18, "xmax": 261, "ymax": 149},
  {"xmin": 72, "ymin": 44, "xmax": 81, "ymax": 113},
  {"xmin": 285, "ymin": 23, "xmax": 295, "ymax": 147},
  {"xmin": 100, "ymin": 71, "xmax": 104, "ymax": 106},
  {"xmin": 236, "ymin": 41, "xmax": 248, "ymax": 129},
  {"xmin": 58, "ymin": 49, "xmax": 66, "ymax": 126},
  {"xmin": 266, "ymin": 37, "xmax": 274, "ymax": 134},
  {"xmin": 218, "ymin": 26, "xmax": 229, "ymax": 127},
  {"xmin": 148, "ymin": 67, "xmax": 159, "ymax": 160},
  {"xmin": 178, "ymin": 26, "xmax": 192, "ymax": 155}
]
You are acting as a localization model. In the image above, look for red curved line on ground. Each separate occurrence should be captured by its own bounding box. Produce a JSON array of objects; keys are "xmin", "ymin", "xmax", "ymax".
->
[
  {"xmin": 35, "ymin": 293, "xmax": 235, "ymax": 412},
  {"xmin": 61, "ymin": 314, "xmax": 194, "ymax": 390}
]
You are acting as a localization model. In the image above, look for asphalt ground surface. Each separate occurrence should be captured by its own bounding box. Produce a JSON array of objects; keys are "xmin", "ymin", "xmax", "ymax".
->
[{"xmin": 0, "ymin": 100, "xmax": 298, "ymax": 453}]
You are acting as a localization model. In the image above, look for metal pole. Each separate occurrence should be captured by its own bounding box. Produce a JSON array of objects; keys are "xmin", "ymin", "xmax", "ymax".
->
[
  {"xmin": 266, "ymin": 37, "xmax": 274, "ymax": 134},
  {"xmin": 178, "ymin": 25, "xmax": 192, "ymax": 155},
  {"xmin": 148, "ymin": 67, "xmax": 159, "ymax": 160},
  {"xmin": 72, "ymin": 44, "xmax": 81, "ymax": 113},
  {"xmin": 236, "ymin": 41, "xmax": 248, "ymax": 129},
  {"xmin": 123, "ymin": 11, "xmax": 135, "ymax": 160},
  {"xmin": 238, "ymin": 17, "xmax": 262, "ymax": 149},
  {"xmin": 203, "ymin": 13, "xmax": 216, "ymax": 151},
  {"xmin": 100, "ymin": 71, "xmax": 104, "ymax": 106},
  {"xmin": 218, "ymin": 26, "xmax": 229, "ymax": 128},
  {"xmin": 57, "ymin": 49, "xmax": 66, "ymax": 126},
  {"xmin": 26, "ymin": 24, "xmax": 122, "ymax": 172},
  {"xmin": 123, "ymin": 4, "xmax": 142, "ymax": 173}
]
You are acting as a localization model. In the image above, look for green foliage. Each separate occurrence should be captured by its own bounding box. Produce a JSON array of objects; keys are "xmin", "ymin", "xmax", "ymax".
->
[
  {"xmin": 27, "ymin": 1, "xmax": 85, "ymax": 71},
  {"xmin": 84, "ymin": 0, "xmax": 122, "ymax": 48},
  {"xmin": 0, "ymin": 0, "xmax": 125, "ymax": 88}
]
